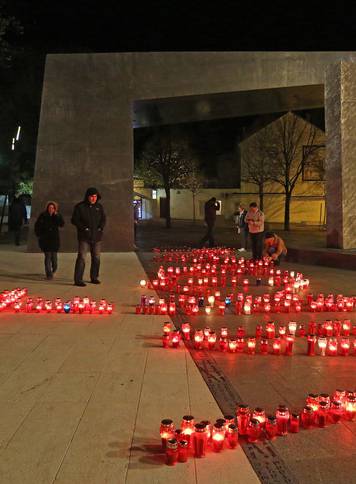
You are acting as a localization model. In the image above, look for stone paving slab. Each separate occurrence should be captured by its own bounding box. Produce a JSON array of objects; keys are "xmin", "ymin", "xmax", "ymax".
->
[{"xmin": 0, "ymin": 250, "xmax": 259, "ymax": 484}]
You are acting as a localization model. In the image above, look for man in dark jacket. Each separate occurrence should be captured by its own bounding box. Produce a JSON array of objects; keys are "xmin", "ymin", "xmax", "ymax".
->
[
  {"xmin": 71, "ymin": 187, "xmax": 106, "ymax": 287},
  {"xmin": 199, "ymin": 197, "xmax": 220, "ymax": 248},
  {"xmin": 8, "ymin": 196, "xmax": 28, "ymax": 245}
]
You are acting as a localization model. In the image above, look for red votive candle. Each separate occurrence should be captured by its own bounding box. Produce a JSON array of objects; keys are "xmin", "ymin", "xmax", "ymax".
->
[
  {"xmin": 171, "ymin": 331, "xmax": 180, "ymax": 349},
  {"xmin": 252, "ymin": 407, "xmax": 266, "ymax": 427},
  {"xmin": 285, "ymin": 335, "xmax": 294, "ymax": 356},
  {"xmin": 247, "ymin": 338, "xmax": 256, "ymax": 355},
  {"xmin": 301, "ymin": 405, "xmax": 314, "ymax": 429},
  {"xmin": 212, "ymin": 422, "xmax": 225, "ymax": 452},
  {"xmin": 208, "ymin": 331, "xmax": 217, "ymax": 350},
  {"xmin": 345, "ymin": 396, "xmax": 356, "ymax": 421},
  {"xmin": 260, "ymin": 338, "xmax": 269, "ymax": 355},
  {"xmin": 265, "ymin": 416, "xmax": 278, "ymax": 439},
  {"xmin": 330, "ymin": 400, "xmax": 343, "ymax": 423},
  {"xmin": 181, "ymin": 415, "xmax": 195, "ymax": 443},
  {"xmin": 165, "ymin": 438, "xmax": 178, "ymax": 466},
  {"xmin": 178, "ymin": 440, "xmax": 189, "ymax": 462},
  {"xmin": 255, "ymin": 325, "xmax": 263, "ymax": 338},
  {"xmin": 160, "ymin": 419, "xmax": 175, "ymax": 450},
  {"xmin": 193, "ymin": 423, "xmax": 207, "ymax": 458},
  {"xmin": 162, "ymin": 334, "xmax": 170, "ymax": 348},
  {"xmin": 276, "ymin": 405, "xmax": 290, "ymax": 436},
  {"xmin": 307, "ymin": 335, "xmax": 316, "ymax": 356},
  {"xmin": 226, "ymin": 424, "xmax": 238, "ymax": 448},
  {"xmin": 318, "ymin": 401, "xmax": 329, "ymax": 427},
  {"xmin": 237, "ymin": 404, "xmax": 250, "ymax": 436},
  {"xmin": 247, "ymin": 418, "xmax": 261, "ymax": 442},
  {"xmin": 289, "ymin": 413, "xmax": 300, "ymax": 433},
  {"xmin": 181, "ymin": 322, "xmax": 191, "ymax": 340},
  {"xmin": 272, "ymin": 338, "xmax": 281, "ymax": 355}
]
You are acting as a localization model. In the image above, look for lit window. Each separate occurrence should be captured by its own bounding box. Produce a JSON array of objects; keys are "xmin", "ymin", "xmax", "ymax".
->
[{"xmin": 152, "ymin": 189, "xmax": 157, "ymax": 199}]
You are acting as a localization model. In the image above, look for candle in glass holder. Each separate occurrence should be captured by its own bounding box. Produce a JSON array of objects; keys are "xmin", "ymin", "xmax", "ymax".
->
[
  {"xmin": 221, "ymin": 327, "xmax": 228, "ymax": 338},
  {"xmin": 247, "ymin": 418, "xmax": 261, "ymax": 442},
  {"xmin": 340, "ymin": 338, "xmax": 350, "ymax": 356},
  {"xmin": 285, "ymin": 335, "xmax": 295, "ymax": 356},
  {"xmin": 194, "ymin": 330, "xmax": 204, "ymax": 350},
  {"xmin": 205, "ymin": 306, "xmax": 212, "ymax": 315},
  {"xmin": 288, "ymin": 321, "xmax": 297, "ymax": 336},
  {"xmin": 193, "ymin": 423, "xmax": 207, "ymax": 458},
  {"xmin": 318, "ymin": 401, "xmax": 329, "ymax": 427},
  {"xmin": 260, "ymin": 338, "xmax": 269, "ymax": 355},
  {"xmin": 318, "ymin": 337, "xmax": 327, "ymax": 356},
  {"xmin": 181, "ymin": 322, "xmax": 191, "ymax": 340},
  {"xmin": 307, "ymin": 335, "xmax": 316, "ymax": 356},
  {"xmin": 226, "ymin": 424, "xmax": 238, "ymax": 448},
  {"xmin": 160, "ymin": 419, "xmax": 175, "ymax": 449},
  {"xmin": 327, "ymin": 338, "xmax": 338, "ymax": 356},
  {"xmin": 219, "ymin": 337, "xmax": 228, "ymax": 352},
  {"xmin": 265, "ymin": 415, "xmax": 278, "ymax": 439},
  {"xmin": 237, "ymin": 326, "xmax": 246, "ymax": 338},
  {"xmin": 278, "ymin": 325, "xmax": 286, "ymax": 338},
  {"xmin": 345, "ymin": 396, "xmax": 356, "ymax": 421},
  {"xmin": 289, "ymin": 413, "xmax": 300, "ymax": 433},
  {"xmin": 208, "ymin": 331, "xmax": 217, "ymax": 350},
  {"xmin": 276, "ymin": 405, "xmax": 290, "ymax": 436},
  {"xmin": 252, "ymin": 407, "xmax": 266, "ymax": 427},
  {"xmin": 272, "ymin": 338, "xmax": 281, "ymax": 355},
  {"xmin": 236, "ymin": 404, "xmax": 250, "ymax": 436},
  {"xmin": 255, "ymin": 325, "xmax": 263, "ymax": 338},
  {"xmin": 266, "ymin": 322, "xmax": 275, "ymax": 339},
  {"xmin": 247, "ymin": 338, "xmax": 256, "ymax": 355},
  {"xmin": 342, "ymin": 320, "xmax": 351, "ymax": 336},
  {"xmin": 165, "ymin": 438, "xmax": 178, "ymax": 466},
  {"xmin": 139, "ymin": 279, "xmax": 147, "ymax": 288},
  {"xmin": 212, "ymin": 422, "xmax": 225, "ymax": 452},
  {"xmin": 163, "ymin": 322, "xmax": 172, "ymax": 334},
  {"xmin": 330, "ymin": 400, "xmax": 343, "ymax": 423},
  {"xmin": 181, "ymin": 415, "xmax": 195, "ymax": 443},
  {"xmin": 178, "ymin": 440, "xmax": 189, "ymax": 463},
  {"xmin": 171, "ymin": 331, "xmax": 180, "ymax": 349},
  {"xmin": 229, "ymin": 338, "xmax": 238, "ymax": 353},
  {"xmin": 301, "ymin": 405, "xmax": 314, "ymax": 429}
]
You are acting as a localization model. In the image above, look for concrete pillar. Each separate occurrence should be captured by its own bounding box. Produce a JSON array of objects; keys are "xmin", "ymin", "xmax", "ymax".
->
[{"xmin": 325, "ymin": 61, "xmax": 356, "ymax": 249}]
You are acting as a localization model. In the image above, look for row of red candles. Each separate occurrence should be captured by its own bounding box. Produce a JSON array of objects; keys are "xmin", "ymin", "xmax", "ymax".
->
[
  {"xmin": 163, "ymin": 320, "xmax": 356, "ymax": 340},
  {"xmin": 136, "ymin": 293, "xmax": 356, "ymax": 315},
  {"xmin": 160, "ymin": 390, "xmax": 356, "ymax": 465},
  {"xmin": 163, "ymin": 330, "xmax": 356, "ymax": 357},
  {"xmin": 0, "ymin": 289, "xmax": 113, "ymax": 314}
]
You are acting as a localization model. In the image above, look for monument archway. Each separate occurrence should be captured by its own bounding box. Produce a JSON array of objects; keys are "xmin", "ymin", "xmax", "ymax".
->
[{"xmin": 29, "ymin": 52, "xmax": 356, "ymax": 251}]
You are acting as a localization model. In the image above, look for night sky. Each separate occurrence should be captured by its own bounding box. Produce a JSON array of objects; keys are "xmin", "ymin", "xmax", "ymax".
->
[{"xmin": 0, "ymin": 1, "xmax": 354, "ymax": 188}]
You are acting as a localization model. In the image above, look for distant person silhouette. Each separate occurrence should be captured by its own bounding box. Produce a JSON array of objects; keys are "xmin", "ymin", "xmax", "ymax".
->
[{"xmin": 199, "ymin": 197, "xmax": 220, "ymax": 248}]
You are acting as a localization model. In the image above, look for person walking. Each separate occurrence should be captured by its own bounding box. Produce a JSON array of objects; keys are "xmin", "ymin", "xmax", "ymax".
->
[
  {"xmin": 8, "ymin": 195, "xmax": 28, "ymax": 245},
  {"xmin": 34, "ymin": 201, "xmax": 65, "ymax": 280},
  {"xmin": 199, "ymin": 197, "xmax": 220, "ymax": 248},
  {"xmin": 235, "ymin": 204, "xmax": 249, "ymax": 252},
  {"xmin": 263, "ymin": 232, "xmax": 287, "ymax": 266},
  {"xmin": 245, "ymin": 202, "xmax": 264, "ymax": 260},
  {"xmin": 71, "ymin": 187, "xmax": 106, "ymax": 287}
]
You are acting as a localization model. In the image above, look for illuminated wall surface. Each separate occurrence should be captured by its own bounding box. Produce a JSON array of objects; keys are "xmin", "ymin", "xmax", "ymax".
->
[{"xmin": 30, "ymin": 52, "xmax": 356, "ymax": 250}]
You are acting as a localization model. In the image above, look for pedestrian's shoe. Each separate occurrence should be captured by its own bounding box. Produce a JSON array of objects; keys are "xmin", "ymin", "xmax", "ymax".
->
[
  {"xmin": 74, "ymin": 281, "xmax": 86, "ymax": 287},
  {"xmin": 90, "ymin": 279, "xmax": 101, "ymax": 284},
  {"xmin": 46, "ymin": 274, "xmax": 53, "ymax": 280}
]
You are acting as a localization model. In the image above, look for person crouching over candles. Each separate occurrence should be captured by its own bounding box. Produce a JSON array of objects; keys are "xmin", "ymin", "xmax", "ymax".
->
[
  {"xmin": 34, "ymin": 201, "xmax": 65, "ymax": 280},
  {"xmin": 263, "ymin": 232, "xmax": 287, "ymax": 266}
]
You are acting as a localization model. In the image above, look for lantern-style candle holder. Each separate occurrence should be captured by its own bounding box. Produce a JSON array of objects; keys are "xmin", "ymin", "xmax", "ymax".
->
[
  {"xmin": 165, "ymin": 438, "xmax": 178, "ymax": 466},
  {"xmin": 193, "ymin": 423, "xmax": 207, "ymax": 458},
  {"xmin": 160, "ymin": 419, "xmax": 175, "ymax": 450},
  {"xmin": 276, "ymin": 405, "xmax": 290, "ymax": 436},
  {"xmin": 265, "ymin": 415, "xmax": 278, "ymax": 439},
  {"xmin": 236, "ymin": 404, "xmax": 250, "ymax": 436},
  {"xmin": 212, "ymin": 422, "xmax": 225, "ymax": 452}
]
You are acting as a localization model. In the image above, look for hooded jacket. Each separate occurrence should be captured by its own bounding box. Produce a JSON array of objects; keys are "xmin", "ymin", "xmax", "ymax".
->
[
  {"xmin": 71, "ymin": 187, "xmax": 106, "ymax": 242},
  {"xmin": 34, "ymin": 201, "xmax": 65, "ymax": 252}
]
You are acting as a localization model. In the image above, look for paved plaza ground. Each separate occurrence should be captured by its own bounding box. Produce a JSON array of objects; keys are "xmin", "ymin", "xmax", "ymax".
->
[{"xmin": 0, "ymin": 222, "xmax": 356, "ymax": 483}]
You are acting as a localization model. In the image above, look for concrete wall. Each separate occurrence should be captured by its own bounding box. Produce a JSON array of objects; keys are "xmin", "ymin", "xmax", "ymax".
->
[{"xmin": 29, "ymin": 52, "xmax": 356, "ymax": 251}]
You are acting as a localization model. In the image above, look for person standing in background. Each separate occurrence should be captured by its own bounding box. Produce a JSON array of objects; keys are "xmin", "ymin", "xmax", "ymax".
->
[
  {"xmin": 8, "ymin": 195, "xmax": 28, "ymax": 245},
  {"xmin": 34, "ymin": 201, "xmax": 65, "ymax": 279},
  {"xmin": 199, "ymin": 197, "xmax": 220, "ymax": 248},
  {"xmin": 245, "ymin": 202, "xmax": 264, "ymax": 260}
]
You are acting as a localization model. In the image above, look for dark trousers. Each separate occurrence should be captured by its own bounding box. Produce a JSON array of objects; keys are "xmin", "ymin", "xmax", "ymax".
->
[
  {"xmin": 240, "ymin": 228, "xmax": 249, "ymax": 250},
  {"xmin": 74, "ymin": 241, "xmax": 101, "ymax": 283},
  {"xmin": 200, "ymin": 224, "xmax": 215, "ymax": 248},
  {"xmin": 13, "ymin": 227, "xmax": 21, "ymax": 245},
  {"xmin": 250, "ymin": 232, "xmax": 264, "ymax": 260},
  {"xmin": 44, "ymin": 252, "xmax": 58, "ymax": 277}
]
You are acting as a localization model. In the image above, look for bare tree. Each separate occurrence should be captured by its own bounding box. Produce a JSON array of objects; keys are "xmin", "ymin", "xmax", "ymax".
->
[
  {"xmin": 240, "ymin": 127, "xmax": 276, "ymax": 211},
  {"xmin": 181, "ymin": 161, "xmax": 203, "ymax": 222},
  {"xmin": 269, "ymin": 112, "xmax": 319, "ymax": 230},
  {"xmin": 135, "ymin": 127, "xmax": 191, "ymax": 228}
]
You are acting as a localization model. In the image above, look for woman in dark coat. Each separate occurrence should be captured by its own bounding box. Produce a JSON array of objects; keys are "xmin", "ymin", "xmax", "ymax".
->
[{"xmin": 34, "ymin": 201, "xmax": 65, "ymax": 279}]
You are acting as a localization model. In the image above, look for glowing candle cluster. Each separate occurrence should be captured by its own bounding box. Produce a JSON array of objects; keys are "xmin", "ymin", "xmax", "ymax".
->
[
  {"xmin": 160, "ymin": 413, "xmax": 239, "ymax": 465},
  {"xmin": 0, "ymin": 288, "xmax": 113, "ymax": 315}
]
